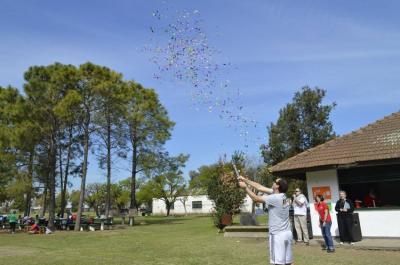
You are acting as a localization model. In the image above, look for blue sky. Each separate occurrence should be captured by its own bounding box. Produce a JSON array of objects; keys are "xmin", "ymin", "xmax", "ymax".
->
[{"xmin": 1, "ymin": 0, "xmax": 399, "ymax": 188}]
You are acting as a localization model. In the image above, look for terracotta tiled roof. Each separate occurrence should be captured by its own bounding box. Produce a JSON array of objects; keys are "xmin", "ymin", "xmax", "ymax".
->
[{"xmin": 270, "ymin": 111, "xmax": 400, "ymax": 173}]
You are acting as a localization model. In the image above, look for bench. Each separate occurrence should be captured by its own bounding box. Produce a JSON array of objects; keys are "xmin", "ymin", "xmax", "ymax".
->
[{"xmin": 89, "ymin": 218, "xmax": 113, "ymax": 231}]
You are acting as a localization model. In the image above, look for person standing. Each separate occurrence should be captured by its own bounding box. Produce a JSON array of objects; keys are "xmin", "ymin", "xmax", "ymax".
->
[
  {"xmin": 292, "ymin": 188, "xmax": 309, "ymax": 245},
  {"xmin": 335, "ymin": 190, "xmax": 355, "ymax": 245},
  {"xmin": 239, "ymin": 176, "xmax": 293, "ymax": 265},
  {"xmin": 8, "ymin": 210, "xmax": 17, "ymax": 234},
  {"xmin": 315, "ymin": 195, "xmax": 335, "ymax": 253}
]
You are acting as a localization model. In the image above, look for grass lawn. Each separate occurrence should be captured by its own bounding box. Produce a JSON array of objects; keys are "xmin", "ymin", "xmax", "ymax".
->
[{"xmin": 0, "ymin": 215, "xmax": 399, "ymax": 265}]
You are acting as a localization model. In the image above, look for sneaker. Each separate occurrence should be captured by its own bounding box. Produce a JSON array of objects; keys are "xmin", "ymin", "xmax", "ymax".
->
[
  {"xmin": 350, "ymin": 242, "xmax": 355, "ymax": 246},
  {"xmin": 305, "ymin": 242, "xmax": 310, "ymax": 246},
  {"xmin": 327, "ymin": 249, "xmax": 335, "ymax": 253},
  {"xmin": 339, "ymin": 242, "xmax": 344, "ymax": 245}
]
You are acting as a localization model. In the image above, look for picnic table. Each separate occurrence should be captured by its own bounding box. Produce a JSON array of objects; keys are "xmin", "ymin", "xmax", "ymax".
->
[{"xmin": 89, "ymin": 217, "xmax": 113, "ymax": 231}]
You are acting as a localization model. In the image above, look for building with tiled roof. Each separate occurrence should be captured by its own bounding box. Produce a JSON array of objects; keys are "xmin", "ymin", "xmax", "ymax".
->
[
  {"xmin": 270, "ymin": 111, "xmax": 400, "ymax": 174},
  {"xmin": 270, "ymin": 111, "xmax": 400, "ymax": 238}
]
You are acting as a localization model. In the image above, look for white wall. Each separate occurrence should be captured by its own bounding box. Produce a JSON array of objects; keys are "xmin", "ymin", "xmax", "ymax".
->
[
  {"xmin": 355, "ymin": 210, "xmax": 400, "ymax": 237},
  {"xmin": 306, "ymin": 169, "xmax": 400, "ymax": 238},
  {"xmin": 153, "ymin": 195, "xmax": 214, "ymax": 215},
  {"xmin": 306, "ymin": 169, "xmax": 340, "ymax": 237},
  {"xmin": 152, "ymin": 195, "xmax": 257, "ymax": 215}
]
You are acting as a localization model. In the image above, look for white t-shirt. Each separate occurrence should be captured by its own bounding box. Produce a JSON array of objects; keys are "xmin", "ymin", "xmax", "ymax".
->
[
  {"xmin": 262, "ymin": 193, "xmax": 291, "ymax": 235},
  {"xmin": 293, "ymin": 194, "xmax": 308, "ymax": 216}
]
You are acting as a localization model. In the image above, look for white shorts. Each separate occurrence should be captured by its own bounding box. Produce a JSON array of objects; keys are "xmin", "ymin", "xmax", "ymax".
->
[{"xmin": 269, "ymin": 230, "xmax": 293, "ymax": 264}]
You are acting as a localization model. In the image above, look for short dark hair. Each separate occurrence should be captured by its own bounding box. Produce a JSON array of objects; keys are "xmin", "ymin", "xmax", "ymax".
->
[{"xmin": 276, "ymin": 178, "xmax": 288, "ymax": 193}]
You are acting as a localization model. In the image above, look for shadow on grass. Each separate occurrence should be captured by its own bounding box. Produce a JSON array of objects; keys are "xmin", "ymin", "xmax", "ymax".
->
[{"xmin": 134, "ymin": 215, "xmax": 211, "ymax": 226}]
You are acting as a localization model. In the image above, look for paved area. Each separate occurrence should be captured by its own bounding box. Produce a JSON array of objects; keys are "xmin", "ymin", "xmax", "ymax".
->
[
  {"xmin": 310, "ymin": 237, "xmax": 400, "ymax": 251},
  {"xmin": 224, "ymin": 226, "xmax": 400, "ymax": 250}
]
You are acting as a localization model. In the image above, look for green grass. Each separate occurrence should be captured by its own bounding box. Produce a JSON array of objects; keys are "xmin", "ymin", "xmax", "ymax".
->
[{"xmin": 0, "ymin": 215, "xmax": 399, "ymax": 265}]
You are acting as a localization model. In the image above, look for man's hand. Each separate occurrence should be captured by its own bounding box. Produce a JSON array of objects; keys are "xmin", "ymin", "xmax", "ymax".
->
[
  {"xmin": 238, "ymin": 180, "xmax": 247, "ymax": 189},
  {"xmin": 238, "ymin": 176, "xmax": 247, "ymax": 182}
]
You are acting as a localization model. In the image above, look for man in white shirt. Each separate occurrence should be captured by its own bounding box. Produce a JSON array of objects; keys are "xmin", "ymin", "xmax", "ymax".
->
[
  {"xmin": 292, "ymin": 188, "xmax": 309, "ymax": 245},
  {"xmin": 238, "ymin": 176, "xmax": 293, "ymax": 265}
]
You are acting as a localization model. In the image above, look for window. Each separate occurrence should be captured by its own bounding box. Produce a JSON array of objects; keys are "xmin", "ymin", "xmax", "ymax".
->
[
  {"xmin": 192, "ymin": 201, "xmax": 202, "ymax": 209},
  {"xmin": 338, "ymin": 164, "xmax": 400, "ymax": 208}
]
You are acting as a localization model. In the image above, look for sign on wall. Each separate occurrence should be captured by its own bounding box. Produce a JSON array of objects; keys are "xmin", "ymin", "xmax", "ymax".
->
[
  {"xmin": 312, "ymin": 186, "xmax": 333, "ymax": 210},
  {"xmin": 312, "ymin": 186, "xmax": 332, "ymax": 201}
]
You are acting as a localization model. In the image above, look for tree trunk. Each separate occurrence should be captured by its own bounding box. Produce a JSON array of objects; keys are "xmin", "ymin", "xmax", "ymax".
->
[
  {"xmin": 166, "ymin": 202, "xmax": 170, "ymax": 216},
  {"xmin": 75, "ymin": 125, "xmax": 89, "ymax": 231},
  {"xmin": 59, "ymin": 144, "xmax": 64, "ymax": 215},
  {"xmin": 95, "ymin": 205, "xmax": 99, "ymax": 217},
  {"xmin": 61, "ymin": 127, "xmax": 73, "ymax": 218},
  {"xmin": 105, "ymin": 116, "xmax": 112, "ymax": 217},
  {"xmin": 41, "ymin": 186, "xmax": 48, "ymax": 218},
  {"xmin": 182, "ymin": 200, "xmax": 187, "ymax": 216},
  {"xmin": 24, "ymin": 151, "xmax": 34, "ymax": 217},
  {"xmin": 47, "ymin": 131, "xmax": 57, "ymax": 231},
  {"xmin": 129, "ymin": 125, "xmax": 137, "ymax": 211}
]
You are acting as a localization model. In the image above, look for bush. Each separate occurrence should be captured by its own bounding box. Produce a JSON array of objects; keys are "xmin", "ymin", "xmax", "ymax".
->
[{"xmin": 207, "ymin": 163, "xmax": 246, "ymax": 227}]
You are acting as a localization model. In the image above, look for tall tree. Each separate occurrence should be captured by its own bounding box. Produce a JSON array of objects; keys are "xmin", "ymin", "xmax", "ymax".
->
[
  {"xmin": 148, "ymin": 154, "xmax": 189, "ymax": 216},
  {"xmin": 73, "ymin": 63, "xmax": 117, "ymax": 231},
  {"xmin": 261, "ymin": 86, "xmax": 336, "ymax": 166},
  {"xmin": 85, "ymin": 183, "xmax": 106, "ymax": 217},
  {"xmin": 0, "ymin": 87, "xmax": 24, "ymax": 208},
  {"xmin": 93, "ymin": 72, "xmax": 126, "ymax": 217},
  {"xmin": 123, "ymin": 82, "xmax": 174, "ymax": 212},
  {"xmin": 24, "ymin": 63, "xmax": 80, "ymax": 230}
]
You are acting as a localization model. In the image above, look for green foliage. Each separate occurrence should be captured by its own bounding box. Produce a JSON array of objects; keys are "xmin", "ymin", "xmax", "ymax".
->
[
  {"xmin": 69, "ymin": 190, "xmax": 81, "ymax": 212},
  {"xmin": 206, "ymin": 161, "xmax": 246, "ymax": 226},
  {"xmin": 136, "ymin": 180, "xmax": 156, "ymax": 208},
  {"xmin": 261, "ymin": 86, "xmax": 336, "ymax": 165},
  {"xmin": 260, "ymin": 86, "xmax": 336, "ymax": 196},
  {"xmin": 188, "ymin": 165, "xmax": 218, "ymax": 194},
  {"xmin": 85, "ymin": 183, "xmax": 106, "ymax": 216},
  {"xmin": 146, "ymin": 154, "xmax": 189, "ymax": 216},
  {"xmin": 123, "ymin": 81, "xmax": 175, "ymax": 209},
  {"xmin": 0, "ymin": 62, "xmax": 178, "ymax": 225}
]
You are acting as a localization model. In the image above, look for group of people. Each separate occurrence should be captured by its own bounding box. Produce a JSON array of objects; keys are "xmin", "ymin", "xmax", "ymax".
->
[
  {"xmin": 0, "ymin": 213, "xmax": 51, "ymax": 234},
  {"xmin": 238, "ymin": 176, "xmax": 358, "ymax": 265},
  {"xmin": 354, "ymin": 189, "xmax": 380, "ymax": 208}
]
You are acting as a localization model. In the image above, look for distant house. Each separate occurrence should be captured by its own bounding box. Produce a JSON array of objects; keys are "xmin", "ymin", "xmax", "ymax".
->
[
  {"xmin": 152, "ymin": 195, "xmax": 262, "ymax": 215},
  {"xmin": 270, "ymin": 111, "xmax": 400, "ymax": 238}
]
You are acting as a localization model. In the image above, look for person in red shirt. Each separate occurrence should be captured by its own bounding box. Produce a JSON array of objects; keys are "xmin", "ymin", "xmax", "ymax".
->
[
  {"xmin": 364, "ymin": 189, "xmax": 378, "ymax": 208},
  {"xmin": 315, "ymin": 195, "xmax": 335, "ymax": 253},
  {"xmin": 29, "ymin": 223, "xmax": 40, "ymax": 234}
]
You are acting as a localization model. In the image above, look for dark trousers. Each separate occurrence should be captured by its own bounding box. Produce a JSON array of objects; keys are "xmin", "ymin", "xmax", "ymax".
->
[
  {"xmin": 337, "ymin": 214, "xmax": 354, "ymax": 242},
  {"xmin": 10, "ymin": 222, "xmax": 16, "ymax": 233}
]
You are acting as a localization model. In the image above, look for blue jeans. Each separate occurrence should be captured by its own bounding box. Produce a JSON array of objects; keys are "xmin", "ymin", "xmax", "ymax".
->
[{"xmin": 321, "ymin": 221, "xmax": 334, "ymax": 250}]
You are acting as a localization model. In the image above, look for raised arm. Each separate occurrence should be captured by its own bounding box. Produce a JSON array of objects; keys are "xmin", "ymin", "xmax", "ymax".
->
[
  {"xmin": 238, "ymin": 176, "xmax": 273, "ymax": 194},
  {"xmin": 238, "ymin": 181, "xmax": 265, "ymax": 203}
]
